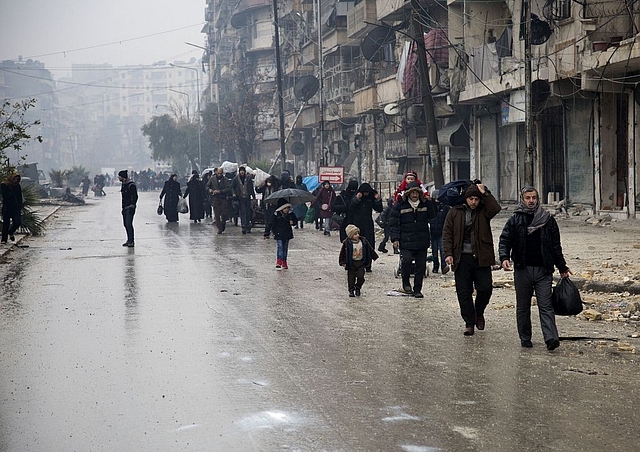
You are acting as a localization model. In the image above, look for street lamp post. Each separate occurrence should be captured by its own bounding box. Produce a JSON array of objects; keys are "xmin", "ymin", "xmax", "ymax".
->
[{"xmin": 171, "ymin": 63, "xmax": 202, "ymax": 171}]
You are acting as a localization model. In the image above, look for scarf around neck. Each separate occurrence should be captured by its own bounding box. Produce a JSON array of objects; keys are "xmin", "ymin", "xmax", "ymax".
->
[{"xmin": 516, "ymin": 201, "xmax": 551, "ymax": 234}]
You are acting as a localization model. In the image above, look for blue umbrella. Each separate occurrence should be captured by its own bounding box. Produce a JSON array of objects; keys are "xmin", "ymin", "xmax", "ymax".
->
[{"xmin": 302, "ymin": 175, "xmax": 320, "ymax": 192}]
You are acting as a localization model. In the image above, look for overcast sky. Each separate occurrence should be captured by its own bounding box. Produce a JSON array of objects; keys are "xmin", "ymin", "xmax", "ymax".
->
[{"xmin": 0, "ymin": 0, "xmax": 205, "ymax": 75}]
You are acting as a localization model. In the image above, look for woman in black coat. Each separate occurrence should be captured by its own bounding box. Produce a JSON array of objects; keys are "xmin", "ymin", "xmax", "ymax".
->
[
  {"xmin": 349, "ymin": 182, "xmax": 383, "ymax": 270},
  {"xmin": 333, "ymin": 179, "xmax": 359, "ymax": 241},
  {"xmin": 184, "ymin": 170, "xmax": 205, "ymax": 223},
  {"xmin": 160, "ymin": 174, "xmax": 182, "ymax": 222},
  {"xmin": 1, "ymin": 173, "xmax": 23, "ymax": 244}
]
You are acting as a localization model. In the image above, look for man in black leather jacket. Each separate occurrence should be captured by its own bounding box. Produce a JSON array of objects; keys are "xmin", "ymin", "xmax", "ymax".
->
[{"xmin": 499, "ymin": 187, "xmax": 572, "ymax": 351}]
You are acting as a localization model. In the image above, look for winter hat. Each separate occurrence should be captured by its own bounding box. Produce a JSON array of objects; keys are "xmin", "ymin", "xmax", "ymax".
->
[
  {"xmin": 345, "ymin": 224, "xmax": 360, "ymax": 239},
  {"xmin": 404, "ymin": 170, "xmax": 418, "ymax": 180},
  {"xmin": 464, "ymin": 184, "xmax": 482, "ymax": 199},
  {"xmin": 404, "ymin": 181, "xmax": 423, "ymax": 197},
  {"xmin": 276, "ymin": 198, "xmax": 292, "ymax": 212},
  {"xmin": 118, "ymin": 170, "xmax": 128, "ymax": 179}
]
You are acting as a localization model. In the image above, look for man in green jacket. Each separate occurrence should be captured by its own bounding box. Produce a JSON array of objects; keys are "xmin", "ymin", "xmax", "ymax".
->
[{"xmin": 443, "ymin": 183, "xmax": 501, "ymax": 336}]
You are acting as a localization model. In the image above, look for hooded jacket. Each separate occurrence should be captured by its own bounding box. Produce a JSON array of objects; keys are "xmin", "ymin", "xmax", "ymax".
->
[
  {"xmin": 389, "ymin": 185, "xmax": 436, "ymax": 250},
  {"xmin": 1, "ymin": 174, "xmax": 23, "ymax": 214}
]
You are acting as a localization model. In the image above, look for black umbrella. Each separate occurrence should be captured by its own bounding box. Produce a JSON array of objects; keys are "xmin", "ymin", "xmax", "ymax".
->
[{"xmin": 263, "ymin": 188, "xmax": 315, "ymax": 205}]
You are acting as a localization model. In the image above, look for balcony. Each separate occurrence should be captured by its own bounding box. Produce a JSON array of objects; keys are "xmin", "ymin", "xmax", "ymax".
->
[
  {"xmin": 347, "ymin": 1, "xmax": 377, "ymax": 38},
  {"xmin": 376, "ymin": 0, "xmax": 410, "ymax": 21}
]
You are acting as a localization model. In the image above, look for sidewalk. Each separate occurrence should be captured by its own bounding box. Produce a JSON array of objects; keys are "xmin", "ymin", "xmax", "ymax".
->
[{"xmin": 0, "ymin": 204, "xmax": 60, "ymax": 258}]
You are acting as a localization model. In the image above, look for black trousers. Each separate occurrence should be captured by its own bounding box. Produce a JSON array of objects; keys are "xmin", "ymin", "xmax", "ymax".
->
[
  {"xmin": 400, "ymin": 247, "xmax": 427, "ymax": 293},
  {"xmin": 514, "ymin": 266, "xmax": 558, "ymax": 343},
  {"xmin": 454, "ymin": 253, "xmax": 493, "ymax": 326},
  {"xmin": 347, "ymin": 260, "xmax": 366, "ymax": 291},
  {"xmin": 1, "ymin": 208, "xmax": 21, "ymax": 242},
  {"xmin": 238, "ymin": 198, "xmax": 253, "ymax": 231},
  {"xmin": 122, "ymin": 207, "xmax": 135, "ymax": 244}
]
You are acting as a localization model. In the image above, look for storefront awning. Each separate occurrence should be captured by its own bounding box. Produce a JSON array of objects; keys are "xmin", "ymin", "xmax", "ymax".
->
[{"xmin": 437, "ymin": 116, "xmax": 468, "ymax": 147}]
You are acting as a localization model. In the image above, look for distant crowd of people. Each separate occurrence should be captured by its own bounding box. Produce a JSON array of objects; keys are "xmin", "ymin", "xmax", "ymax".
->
[{"xmin": 114, "ymin": 167, "xmax": 573, "ymax": 351}]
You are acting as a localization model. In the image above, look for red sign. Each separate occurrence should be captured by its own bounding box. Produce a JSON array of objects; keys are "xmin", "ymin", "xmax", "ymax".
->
[{"xmin": 318, "ymin": 166, "xmax": 344, "ymax": 184}]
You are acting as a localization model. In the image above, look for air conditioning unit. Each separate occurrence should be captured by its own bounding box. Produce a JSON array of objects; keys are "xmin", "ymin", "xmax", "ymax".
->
[{"xmin": 354, "ymin": 123, "xmax": 362, "ymax": 135}]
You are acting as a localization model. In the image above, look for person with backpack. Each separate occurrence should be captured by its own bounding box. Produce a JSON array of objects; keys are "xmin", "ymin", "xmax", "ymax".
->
[{"xmin": 442, "ymin": 183, "xmax": 501, "ymax": 336}]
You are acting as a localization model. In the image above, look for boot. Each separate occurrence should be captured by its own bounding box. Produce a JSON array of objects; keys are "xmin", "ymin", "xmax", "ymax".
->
[
  {"xmin": 282, "ymin": 260, "xmax": 288, "ymax": 269},
  {"xmin": 276, "ymin": 258, "xmax": 282, "ymax": 269}
]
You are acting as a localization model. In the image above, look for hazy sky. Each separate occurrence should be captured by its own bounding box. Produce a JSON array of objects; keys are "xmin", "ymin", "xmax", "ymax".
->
[{"xmin": 0, "ymin": 0, "xmax": 205, "ymax": 75}]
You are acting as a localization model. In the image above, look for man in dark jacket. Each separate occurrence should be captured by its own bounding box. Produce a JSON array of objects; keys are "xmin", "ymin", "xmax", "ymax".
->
[
  {"xmin": 231, "ymin": 166, "xmax": 256, "ymax": 234},
  {"xmin": 350, "ymin": 182, "xmax": 383, "ymax": 271},
  {"xmin": 428, "ymin": 190, "xmax": 450, "ymax": 273},
  {"xmin": 389, "ymin": 182, "xmax": 436, "ymax": 298},
  {"xmin": 443, "ymin": 183, "xmax": 501, "ymax": 336},
  {"xmin": 207, "ymin": 167, "xmax": 231, "ymax": 234},
  {"xmin": 499, "ymin": 187, "xmax": 572, "ymax": 351},
  {"xmin": 118, "ymin": 170, "xmax": 138, "ymax": 247}
]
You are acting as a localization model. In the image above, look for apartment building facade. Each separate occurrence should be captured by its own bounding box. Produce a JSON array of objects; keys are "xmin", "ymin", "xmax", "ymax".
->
[{"xmin": 203, "ymin": 0, "xmax": 640, "ymax": 216}]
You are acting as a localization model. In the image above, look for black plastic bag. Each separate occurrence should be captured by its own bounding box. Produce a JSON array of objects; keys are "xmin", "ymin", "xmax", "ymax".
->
[
  {"xmin": 157, "ymin": 202, "xmax": 163, "ymax": 215},
  {"xmin": 552, "ymin": 277, "xmax": 583, "ymax": 316}
]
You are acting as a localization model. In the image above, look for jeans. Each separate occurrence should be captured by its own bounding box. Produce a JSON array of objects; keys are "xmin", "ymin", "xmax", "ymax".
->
[
  {"xmin": 238, "ymin": 198, "xmax": 253, "ymax": 231},
  {"xmin": 454, "ymin": 253, "xmax": 493, "ymax": 326},
  {"xmin": 276, "ymin": 239, "xmax": 290, "ymax": 261},
  {"xmin": 122, "ymin": 207, "xmax": 135, "ymax": 244},
  {"xmin": 430, "ymin": 235, "xmax": 446, "ymax": 271},
  {"xmin": 514, "ymin": 266, "xmax": 558, "ymax": 343}
]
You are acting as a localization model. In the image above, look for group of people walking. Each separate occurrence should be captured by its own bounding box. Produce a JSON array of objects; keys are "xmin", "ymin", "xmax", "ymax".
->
[{"xmin": 115, "ymin": 166, "xmax": 573, "ymax": 351}]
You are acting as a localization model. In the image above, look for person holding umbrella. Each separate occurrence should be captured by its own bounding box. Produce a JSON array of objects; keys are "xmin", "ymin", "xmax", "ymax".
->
[{"xmin": 268, "ymin": 198, "xmax": 297, "ymax": 269}]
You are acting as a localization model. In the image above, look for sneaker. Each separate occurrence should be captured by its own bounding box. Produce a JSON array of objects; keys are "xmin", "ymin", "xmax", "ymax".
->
[
  {"xmin": 349, "ymin": 290, "xmax": 355, "ymax": 297},
  {"xmin": 413, "ymin": 292, "xmax": 424, "ymax": 298},
  {"xmin": 354, "ymin": 288, "xmax": 361, "ymax": 296},
  {"xmin": 282, "ymin": 261, "xmax": 288, "ymax": 269},
  {"xmin": 400, "ymin": 286, "xmax": 413, "ymax": 294},
  {"xmin": 546, "ymin": 338, "xmax": 560, "ymax": 351},
  {"xmin": 0, "ymin": 241, "xmax": 6, "ymax": 245},
  {"xmin": 9, "ymin": 235, "xmax": 15, "ymax": 242},
  {"xmin": 521, "ymin": 340, "xmax": 533, "ymax": 348},
  {"xmin": 276, "ymin": 264, "xmax": 282, "ymax": 269}
]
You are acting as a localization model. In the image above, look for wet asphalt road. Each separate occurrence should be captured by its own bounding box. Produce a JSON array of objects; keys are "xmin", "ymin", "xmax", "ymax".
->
[{"xmin": 0, "ymin": 188, "xmax": 638, "ymax": 452}]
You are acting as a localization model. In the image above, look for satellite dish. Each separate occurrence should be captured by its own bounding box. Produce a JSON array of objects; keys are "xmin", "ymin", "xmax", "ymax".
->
[
  {"xmin": 531, "ymin": 15, "xmax": 552, "ymax": 45},
  {"xmin": 291, "ymin": 141, "xmax": 306, "ymax": 156},
  {"xmin": 294, "ymin": 76, "xmax": 319, "ymax": 102},
  {"xmin": 531, "ymin": 80, "xmax": 551, "ymax": 109},
  {"xmin": 384, "ymin": 103, "xmax": 400, "ymax": 116},
  {"xmin": 361, "ymin": 26, "xmax": 395, "ymax": 62},
  {"xmin": 230, "ymin": 13, "xmax": 246, "ymax": 29}
]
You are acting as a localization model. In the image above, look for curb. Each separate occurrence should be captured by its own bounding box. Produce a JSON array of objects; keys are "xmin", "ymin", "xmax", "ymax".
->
[{"xmin": 0, "ymin": 205, "xmax": 60, "ymax": 258}]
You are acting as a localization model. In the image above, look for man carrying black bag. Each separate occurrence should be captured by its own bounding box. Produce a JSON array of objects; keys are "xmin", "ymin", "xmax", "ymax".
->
[{"xmin": 499, "ymin": 187, "xmax": 572, "ymax": 351}]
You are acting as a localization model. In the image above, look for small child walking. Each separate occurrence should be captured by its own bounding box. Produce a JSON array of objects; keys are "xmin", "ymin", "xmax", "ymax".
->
[
  {"xmin": 339, "ymin": 224, "xmax": 378, "ymax": 296},
  {"xmin": 271, "ymin": 199, "xmax": 297, "ymax": 269}
]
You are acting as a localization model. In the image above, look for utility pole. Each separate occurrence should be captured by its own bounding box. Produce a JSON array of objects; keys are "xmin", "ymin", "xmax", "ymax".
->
[
  {"xmin": 411, "ymin": 0, "xmax": 444, "ymax": 187},
  {"xmin": 523, "ymin": 0, "xmax": 535, "ymax": 186},
  {"xmin": 317, "ymin": 0, "xmax": 325, "ymax": 167},
  {"xmin": 272, "ymin": 0, "xmax": 287, "ymax": 173}
]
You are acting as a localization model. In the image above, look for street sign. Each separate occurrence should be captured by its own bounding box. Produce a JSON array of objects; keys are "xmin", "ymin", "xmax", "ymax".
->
[{"xmin": 318, "ymin": 166, "xmax": 344, "ymax": 184}]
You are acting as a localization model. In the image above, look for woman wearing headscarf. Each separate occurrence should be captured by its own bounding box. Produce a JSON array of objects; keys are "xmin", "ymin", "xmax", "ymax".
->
[
  {"xmin": 311, "ymin": 180, "xmax": 336, "ymax": 236},
  {"xmin": 1, "ymin": 173, "xmax": 23, "ymax": 245},
  {"xmin": 184, "ymin": 170, "xmax": 205, "ymax": 223},
  {"xmin": 160, "ymin": 174, "xmax": 182, "ymax": 222},
  {"xmin": 202, "ymin": 170, "xmax": 213, "ymax": 219},
  {"xmin": 333, "ymin": 179, "xmax": 359, "ymax": 241},
  {"xmin": 350, "ymin": 182, "xmax": 383, "ymax": 271},
  {"xmin": 257, "ymin": 174, "xmax": 280, "ymax": 238}
]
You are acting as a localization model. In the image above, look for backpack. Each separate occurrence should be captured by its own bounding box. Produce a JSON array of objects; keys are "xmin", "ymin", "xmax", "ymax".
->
[{"xmin": 437, "ymin": 179, "xmax": 474, "ymax": 206}]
